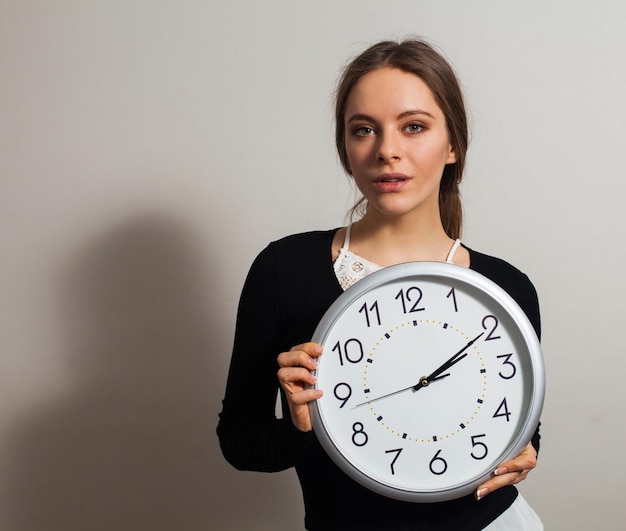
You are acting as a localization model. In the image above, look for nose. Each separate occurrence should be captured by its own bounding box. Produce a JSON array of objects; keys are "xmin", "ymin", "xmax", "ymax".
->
[{"xmin": 376, "ymin": 131, "xmax": 401, "ymax": 164}]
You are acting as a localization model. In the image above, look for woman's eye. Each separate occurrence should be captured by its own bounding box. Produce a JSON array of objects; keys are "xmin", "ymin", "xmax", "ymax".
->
[
  {"xmin": 354, "ymin": 126, "xmax": 375, "ymax": 136},
  {"xmin": 405, "ymin": 123, "xmax": 424, "ymax": 134}
]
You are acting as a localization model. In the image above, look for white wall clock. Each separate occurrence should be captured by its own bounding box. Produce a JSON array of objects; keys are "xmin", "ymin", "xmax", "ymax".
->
[{"xmin": 309, "ymin": 262, "xmax": 544, "ymax": 502}]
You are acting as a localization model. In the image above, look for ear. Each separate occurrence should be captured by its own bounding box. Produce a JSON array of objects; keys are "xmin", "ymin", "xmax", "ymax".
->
[{"xmin": 446, "ymin": 144, "xmax": 458, "ymax": 164}]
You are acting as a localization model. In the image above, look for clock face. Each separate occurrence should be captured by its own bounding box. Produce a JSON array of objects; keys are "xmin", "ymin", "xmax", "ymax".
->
[{"xmin": 310, "ymin": 262, "xmax": 544, "ymax": 503}]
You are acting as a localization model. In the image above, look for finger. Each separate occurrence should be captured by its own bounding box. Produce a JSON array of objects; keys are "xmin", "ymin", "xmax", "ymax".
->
[
  {"xmin": 287, "ymin": 387, "xmax": 324, "ymax": 406},
  {"xmin": 277, "ymin": 351, "xmax": 318, "ymax": 372},
  {"xmin": 475, "ymin": 469, "xmax": 529, "ymax": 500},
  {"xmin": 277, "ymin": 343, "xmax": 323, "ymax": 370},
  {"xmin": 277, "ymin": 366, "xmax": 318, "ymax": 389},
  {"xmin": 475, "ymin": 443, "xmax": 537, "ymax": 500},
  {"xmin": 292, "ymin": 342, "xmax": 324, "ymax": 356},
  {"xmin": 281, "ymin": 373, "xmax": 324, "ymax": 433},
  {"xmin": 495, "ymin": 443, "xmax": 537, "ymax": 476}
]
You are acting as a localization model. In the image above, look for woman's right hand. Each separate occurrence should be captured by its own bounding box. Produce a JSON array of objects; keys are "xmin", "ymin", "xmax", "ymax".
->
[{"xmin": 277, "ymin": 342, "xmax": 324, "ymax": 432}]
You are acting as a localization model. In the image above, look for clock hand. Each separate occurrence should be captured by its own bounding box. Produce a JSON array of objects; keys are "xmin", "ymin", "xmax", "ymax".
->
[
  {"xmin": 413, "ymin": 332, "xmax": 485, "ymax": 391},
  {"xmin": 352, "ymin": 373, "xmax": 451, "ymax": 409},
  {"xmin": 351, "ymin": 332, "xmax": 483, "ymax": 408}
]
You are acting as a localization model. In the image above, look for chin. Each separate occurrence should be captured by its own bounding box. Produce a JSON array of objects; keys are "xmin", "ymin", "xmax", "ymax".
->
[
  {"xmin": 366, "ymin": 192, "xmax": 440, "ymax": 219},
  {"xmin": 368, "ymin": 200, "xmax": 425, "ymax": 218}
]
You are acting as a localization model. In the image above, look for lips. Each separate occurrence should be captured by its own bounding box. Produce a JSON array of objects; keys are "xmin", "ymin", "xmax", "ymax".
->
[
  {"xmin": 373, "ymin": 173, "xmax": 410, "ymax": 192},
  {"xmin": 375, "ymin": 173, "xmax": 410, "ymax": 183}
]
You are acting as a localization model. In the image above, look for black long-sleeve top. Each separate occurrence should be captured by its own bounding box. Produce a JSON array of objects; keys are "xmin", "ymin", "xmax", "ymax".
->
[{"xmin": 217, "ymin": 229, "xmax": 541, "ymax": 530}]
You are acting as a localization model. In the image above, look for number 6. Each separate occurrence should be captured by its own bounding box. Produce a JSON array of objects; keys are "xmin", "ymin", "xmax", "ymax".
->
[{"xmin": 429, "ymin": 450, "xmax": 448, "ymax": 475}]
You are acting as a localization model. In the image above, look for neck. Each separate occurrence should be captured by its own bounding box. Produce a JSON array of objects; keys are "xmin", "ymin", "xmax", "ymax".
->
[{"xmin": 351, "ymin": 210, "xmax": 454, "ymax": 266}]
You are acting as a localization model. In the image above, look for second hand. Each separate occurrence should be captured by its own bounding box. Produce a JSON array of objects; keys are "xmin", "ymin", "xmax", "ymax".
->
[{"xmin": 351, "ymin": 373, "xmax": 450, "ymax": 409}]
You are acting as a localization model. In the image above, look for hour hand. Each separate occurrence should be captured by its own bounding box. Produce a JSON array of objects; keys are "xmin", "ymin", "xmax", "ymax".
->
[{"xmin": 413, "ymin": 332, "xmax": 484, "ymax": 390}]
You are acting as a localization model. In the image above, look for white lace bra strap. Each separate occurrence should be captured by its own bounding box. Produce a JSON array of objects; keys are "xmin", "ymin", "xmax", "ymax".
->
[
  {"xmin": 446, "ymin": 238, "xmax": 462, "ymax": 263},
  {"xmin": 340, "ymin": 224, "xmax": 352, "ymax": 252}
]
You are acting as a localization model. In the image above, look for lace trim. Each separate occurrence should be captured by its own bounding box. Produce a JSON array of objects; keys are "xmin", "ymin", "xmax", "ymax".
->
[{"xmin": 333, "ymin": 247, "xmax": 382, "ymax": 291}]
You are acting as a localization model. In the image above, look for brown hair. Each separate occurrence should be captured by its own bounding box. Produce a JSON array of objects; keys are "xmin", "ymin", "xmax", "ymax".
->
[{"xmin": 335, "ymin": 39, "xmax": 469, "ymax": 240}]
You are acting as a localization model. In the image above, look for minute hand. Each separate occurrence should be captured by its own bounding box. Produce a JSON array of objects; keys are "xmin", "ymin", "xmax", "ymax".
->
[{"xmin": 414, "ymin": 332, "xmax": 484, "ymax": 390}]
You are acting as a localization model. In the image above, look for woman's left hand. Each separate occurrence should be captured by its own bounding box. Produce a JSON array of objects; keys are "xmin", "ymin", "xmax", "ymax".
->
[{"xmin": 475, "ymin": 442, "xmax": 537, "ymax": 501}]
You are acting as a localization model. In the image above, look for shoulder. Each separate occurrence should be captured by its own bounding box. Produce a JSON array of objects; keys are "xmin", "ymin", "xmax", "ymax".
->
[
  {"xmin": 239, "ymin": 228, "xmax": 339, "ymax": 312},
  {"xmin": 249, "ymin": 229, "xmax": 338, "ymax": 272},
  {"xmin": 466, "ymin": 246, "xmax": 541, "ymax": 339},
  {"xmin": 467, "ymin": 247, "xmax": 533, "ymax": 289},
  {"xmin": 246, "ymin": 229, "xmax": 339, "ymax": 289},
  {"xmin": 266, "ymin": 229, "xmax": 338, "ymax": 257}
]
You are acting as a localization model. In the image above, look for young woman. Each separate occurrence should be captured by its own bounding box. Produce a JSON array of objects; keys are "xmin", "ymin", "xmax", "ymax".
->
[{"xmin": 217, "ymin": 39, "xmax": 543, "ymax": 530}]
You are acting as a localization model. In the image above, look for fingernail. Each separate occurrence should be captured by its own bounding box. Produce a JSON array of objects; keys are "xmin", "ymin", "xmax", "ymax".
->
[
  {"xmin": 494, "ymin": 467, "xmax": 508, "ymax": 476},
  {"xmin": 475, "ymin": 487, "xmax": 489, "ymax": 501},
  {"xmin": 309, "ymin": 359, "xmax": 318, "ymax": 369}
]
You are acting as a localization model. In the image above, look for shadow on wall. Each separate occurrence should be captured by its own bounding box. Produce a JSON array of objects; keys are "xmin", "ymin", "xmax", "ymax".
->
[
  {"xmin": 0, "ymin": 213, "xmax": 306, "ymax": 530},
  {"xmin": 0, "ymin": 215, "xmax": 219, "ymax": 530}
]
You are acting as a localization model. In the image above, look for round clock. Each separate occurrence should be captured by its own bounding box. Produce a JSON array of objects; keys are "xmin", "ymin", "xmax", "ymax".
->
[{"xmin": 309, "ymin": 261, "xmax": 544, "ymax": 503}]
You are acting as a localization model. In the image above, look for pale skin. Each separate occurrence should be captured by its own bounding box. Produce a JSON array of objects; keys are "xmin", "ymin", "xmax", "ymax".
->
[{"xmin": 277, "ymin": 67, "xmax": 537, "ymax": 502}]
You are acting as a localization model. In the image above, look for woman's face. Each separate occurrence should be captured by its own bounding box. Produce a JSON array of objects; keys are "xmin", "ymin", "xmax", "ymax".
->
[{"xmin": 344, "ymin": 67, "xmax": 456, "ymax": 221}]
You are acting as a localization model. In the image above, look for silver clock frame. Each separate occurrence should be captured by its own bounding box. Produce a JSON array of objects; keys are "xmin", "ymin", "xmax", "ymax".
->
[{"xmin": 309, "ymin": 261, "xmax": 545, "ymax": 503}]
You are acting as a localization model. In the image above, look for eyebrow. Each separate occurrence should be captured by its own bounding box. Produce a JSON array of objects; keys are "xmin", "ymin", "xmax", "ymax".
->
[{"xmin": 346, "ymin": 109, "xmax": 436, "ymax": 124}]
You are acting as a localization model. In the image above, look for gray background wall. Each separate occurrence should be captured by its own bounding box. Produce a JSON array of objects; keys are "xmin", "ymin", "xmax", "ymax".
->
[{"xmin": 1, "ymin": 1, "xmax": 625, "ymax": 529}]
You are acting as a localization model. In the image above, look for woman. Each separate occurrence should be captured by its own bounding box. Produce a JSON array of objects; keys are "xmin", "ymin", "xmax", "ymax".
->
[{"xmin": 217, "ymin": 39, "xmax": 543, "ymax": 530}]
